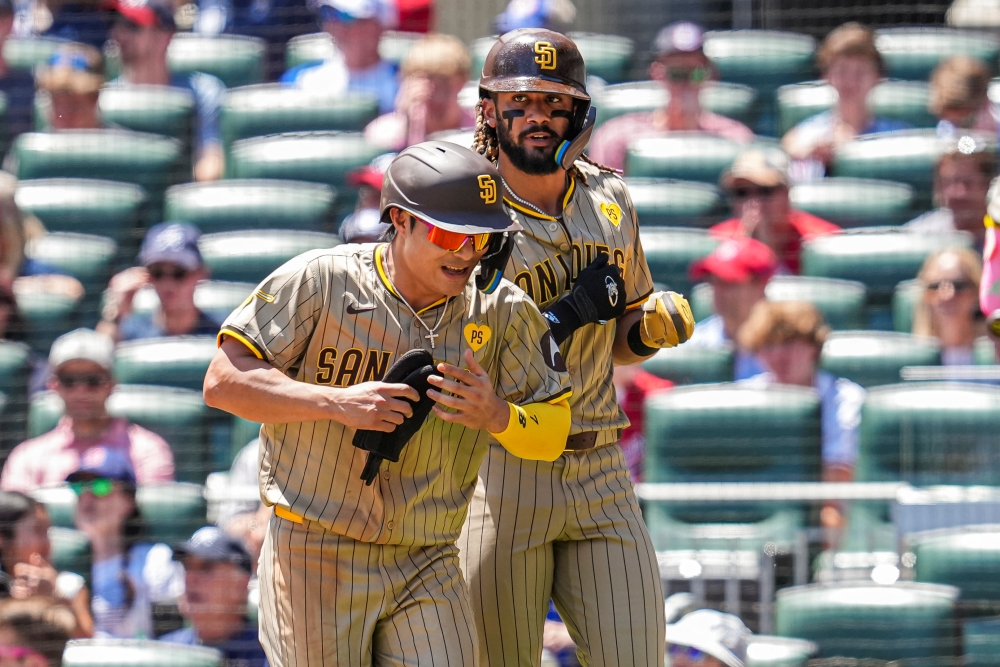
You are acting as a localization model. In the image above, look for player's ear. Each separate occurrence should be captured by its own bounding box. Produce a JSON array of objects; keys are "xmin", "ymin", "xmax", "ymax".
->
[
  {"xmin": 481, "ymin": 97, "xmax": 497, "ymax": 129},
  {"xmin": 389, "ymin": 208, "xmax": 413, "ymax": 236}
]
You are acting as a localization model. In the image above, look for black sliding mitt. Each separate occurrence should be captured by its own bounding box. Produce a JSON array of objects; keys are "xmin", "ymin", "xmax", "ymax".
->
[{"xmin": 353, "ymin": 349, "xmax": 436, "ymax": 485}]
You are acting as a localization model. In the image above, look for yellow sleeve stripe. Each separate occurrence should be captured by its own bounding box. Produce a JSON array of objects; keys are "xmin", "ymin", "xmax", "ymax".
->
[
  {"xmin": 626, "ymin": 288, "xmax": 654, "ymax": 311},
  {"xmin": 544, "ymin": 389, "xmax": 573, "ymax": 404},
  {"xmin": 218, "ymin": 327, "xmax": 265, "ymax": 360}
]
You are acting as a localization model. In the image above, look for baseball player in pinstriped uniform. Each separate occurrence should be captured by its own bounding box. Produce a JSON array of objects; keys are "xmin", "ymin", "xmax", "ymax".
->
[
  {"xmin": 203, "ymin": 142, "xmax": 574, "ymax": 667},
  {"xmin": 461, "ymin": 29, "xmax": 696, "ymax": 667}
]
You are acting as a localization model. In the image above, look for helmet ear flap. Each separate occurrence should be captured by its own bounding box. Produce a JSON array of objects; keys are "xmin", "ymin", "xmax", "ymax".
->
[{"xmin": 554, "ymin": 105, "xmax": 597, "ymax": 170}]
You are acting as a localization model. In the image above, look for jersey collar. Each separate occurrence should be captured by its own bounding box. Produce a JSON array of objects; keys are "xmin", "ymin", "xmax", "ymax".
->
[
  {"xmin": 502, "ymin": 176, "xmax": 576, "ymax": 222},
  {"xmin": 373, "ymin": 243, "xmax": 449, "ymax": 314}
]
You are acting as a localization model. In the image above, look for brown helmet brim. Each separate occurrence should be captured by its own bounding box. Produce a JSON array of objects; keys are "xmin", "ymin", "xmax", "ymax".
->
[{"xmin": 480, "ymin": 76, "xmax": 591, "ymax": 101}]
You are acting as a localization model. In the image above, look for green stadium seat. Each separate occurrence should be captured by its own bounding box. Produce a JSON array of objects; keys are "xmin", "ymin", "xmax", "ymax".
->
[
  {"xmin": 0, "ymin": 340, "xmax": 29, "ymax": 399},
  {"xmin": 964, "ymin": 616, "xmax": 1000, "ymax": 667},
  {"xmin": 231, "ymin": 417, "xmax": 261, "ymax": 457},
  {"xmin": 775, "ymin": 582, "xmax": 958, "ymax": 660},
  {"xmin": 975, "ymin": 336, "xmax": 998, "ymax": 365},
  {"xmin": 625, "ymin": 132, "xmax": 742, "ymax": 182},
  {"xmin": 789, "ymin": 178, "xmax": 916, "ymax": 228},
  {"xmin": 830, "ymin": 130, "xmax": 942, "ymax": 202},
  {"xmin": 2, "ymin": 36, "xmax": 64, "ymax": 72},
  {"xmin": 377, "ymin": 31, "xmax": 423, "ymax": 66},
  {"xmin": 16, "ymin": 178, "xmax": 145, "ymax": 244},
  {"xmin": 776, "ymin": 80, "xmax": 935, "ymax": 136},
  {"xmin": 221, "ymin": 85, "xmax": 380, "ymax": 148},
  {"xmin": 595, "ymin": 81, "xmax": 757, "ymax": 127},
  {"xmin": 167, "ymin": 34, "xmax": 265, "ymax": 88},
  {"xmin": 129, "ymin": 280, "xmax": 255, "ymax": 323},
  {"xmin": 25, "ymin": 232, "xmax": 117, "ymax": 291},
  {"xmin": 746, "ymin": 636, "xmax": 817, "ymax": 667},
  {"xmin": 471, "ymin": 32, "xmax": 634, "ymax": 83},
  {"xmin": 13, "ymin": 277, "xmax": 83, "ymax": 355},
  {"xmin": 625, "ymin": 178, "xmax": 724, "ymax": 228},
  {"xmin": 856, "ymin": 382, "xmax": 1000, "ymax": 485},
  {"xmin": 137, "ymin": 482, "xmax": 208, "ymax": 545},
  {"xmin": 910, "ymin": 527, "xmax": 1000, "ymax": 616},
  {"xmin": 165, "ymin": 180, "xmax": 335, "ymax": 234},
  {"xmin": 114, "ymin": 336, "xmax": 217, "ymax": 393},
  {"xmin": 199, "ymin": 230, "xmax": 339, "ymax": 284},
  {"xmin": 639, "ymin": 227, "xmax": 719, "ymax": 294},
  {"xmin": 875, "ymin": 27, "xmax": 1000, "ymax": 81},
  {"xmin": 703, "ymin": 30, "xmax": 817, "ymax": 89},
  {"xmin": 689, "ymin": 283, "xmax": 714, "ymax": 322},
  {"xmin": 820, "ymin": 331, "xmax": 941, "ymax": 387},
  {"xmin": 285, "ymin": 31, "xmax": 421, "ymax": 70},
  {"xmin": 641, "ymin": 345, "xmax": 733, "ymax": 385},
  {"xmin": 49, "ymin": 526, "xmax": 90, "ymax": 578},
  {"xmin": 892, "ymin": 279, "xmax": 922, "ymax": 332},
  {"xmin": 227, "ymin": 131, "xmax": 383, "ymax": 190},
  {"xmin": 98, "ymin": 85, "xmax": 194, "ymax": 141},
  {"xmin": 63, "ymin": 639, "xmax": 222, "ymax": 666}
]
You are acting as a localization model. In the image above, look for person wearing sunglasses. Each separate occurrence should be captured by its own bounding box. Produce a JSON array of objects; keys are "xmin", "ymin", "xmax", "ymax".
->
[
  {"xmin": 34, "ymin": 44, "xmax": 104, "ymax": 132},
  {"xmin": 67, "ymin": 446, "xmax": 183, "ymax": 639},
  {"xmin": 914, "ymin": 247, "xmax": 985, "ymax": 366},
  {"xmin": 98, "ymin": 222, "xmax": 218, "ymax": 343},
  {"xmin": 710, "ymin": 149, "xmax": 840, "ymax": 275},
  {"xmin": 0, "ymin": 328, "xmax": 174, "ymax": 494},
  {"xmin": 666, "ymin": 610, "xmax": 751, "ymax": 667},
  {"xmin": 0, "ymin": 597, "xmax": 75, "ymax": 667},
  {"xmin": 588, "ymin": 21, "xmax": 754, "ymax": 172}
]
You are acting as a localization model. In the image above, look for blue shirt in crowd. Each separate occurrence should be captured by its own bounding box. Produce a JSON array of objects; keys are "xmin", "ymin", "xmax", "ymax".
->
[
  {"xmin": 686, "ymin": 314, "xmax": 766, "ymax": 381},
  {"xmin": 118, "ymin": 309, "xmax": 221, "ymax": 343},
  {"xmin": 161, "ymin": 623, "xmax": 269, "ymax": 667}
]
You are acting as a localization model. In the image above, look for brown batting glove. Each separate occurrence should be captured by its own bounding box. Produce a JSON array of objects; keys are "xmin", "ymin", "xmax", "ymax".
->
[{"xmin": 638, "ymin": 291, "xmax": 694, "ymax": 349}]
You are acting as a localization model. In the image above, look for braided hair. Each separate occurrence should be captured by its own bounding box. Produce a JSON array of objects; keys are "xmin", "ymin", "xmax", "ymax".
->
[{"xmin": 471, "ymin": 98, "xmax": 618, "ymax": 187}]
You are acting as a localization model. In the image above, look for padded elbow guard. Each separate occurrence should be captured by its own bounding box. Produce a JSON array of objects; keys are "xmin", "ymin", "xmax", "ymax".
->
[{"xmin": 491, "ymin": 398, "xmax": 571, "ymax": 462}]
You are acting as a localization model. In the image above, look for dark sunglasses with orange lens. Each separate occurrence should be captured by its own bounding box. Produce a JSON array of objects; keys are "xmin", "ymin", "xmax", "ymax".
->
[{"xmin": 426, "ymin": 224, "xmax": 492, "ymax": 253}]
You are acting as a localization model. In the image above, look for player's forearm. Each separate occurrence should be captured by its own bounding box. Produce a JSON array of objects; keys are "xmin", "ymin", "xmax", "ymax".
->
[
  {"xmin": 491, "ymin": 398, "xmax": 571, "ymax": 462},
  {"xmin": 611, "ymin": 309, "xmax": 653, "ymax": 366}
]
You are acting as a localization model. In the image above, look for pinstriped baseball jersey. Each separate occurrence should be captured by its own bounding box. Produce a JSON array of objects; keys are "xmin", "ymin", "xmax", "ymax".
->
[
  {"xmin": 502, "ymin": 161, "xmax": 654, "ymax": 447},
  {"xmin": 219, "ymin": 242, "xmax": 570, "ymax": 547}
]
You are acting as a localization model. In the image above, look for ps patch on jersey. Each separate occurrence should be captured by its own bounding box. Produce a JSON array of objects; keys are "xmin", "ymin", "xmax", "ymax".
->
[
  {"xmin": 600, "ymin": 202, "xmax": 623, "ymax": 228},
  {"xmin": 464, "ymin": 323, "xmax": 491, "ymax": 351},
  {"xmin": 541, "ymin": 331, "xmax": 566, "ymax": 372}
]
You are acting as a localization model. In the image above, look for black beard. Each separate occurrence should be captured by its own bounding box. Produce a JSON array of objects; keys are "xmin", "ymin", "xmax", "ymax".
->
[{"xmin": 496, "ymin": 121, "xmax": 564, "ymax": 175}]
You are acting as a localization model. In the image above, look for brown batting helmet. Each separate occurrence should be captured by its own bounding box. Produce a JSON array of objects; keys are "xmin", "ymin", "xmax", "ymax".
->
[{"xmin": 479, "ymin": 28, "xmax": 590, "ymax": 102}]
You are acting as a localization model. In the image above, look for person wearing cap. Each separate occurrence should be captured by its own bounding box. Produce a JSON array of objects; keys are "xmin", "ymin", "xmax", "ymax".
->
[
  {"xmin": 98, "ymin": 222, "xmax": 218, "ymax": 343},
  {"xmin": 687, "ymin": 237, "xmax": 774, "ymax": 381},
  {"xmin": 588, "ymin": 21, "xmax": 754, "ymax": 172},
  {"xmin": 782, "ymin": 23, "xmax": 909, "ymax": 180},
  {"xmin": 666, "ymin": 609, "xmax": 752, "ymax": 667},
  {"xmin": 35, "ymin": 43, "xmax": 104, "ymax": 131},
  {"xmin": 905, "ymin": 137, "xmax": 996, "ymax": 251},
  {"xmin": 105, "ymin": 0, "xmax": 225, "ymax": 181},
  {"xmin": 738, "ymin": 301, "xmax": 865, "ymax": 530},
  {"xmin": 710, "ymin": 149, "xmax": 840, "ymax": 275},
  {"xmin": 160, "ymin": 527, "xmax": 267, "ymax": 666},
  {"xmin": 282, "ymin": 0, "xmax": 399, "ymax": 114},
  {"xmin": 67, "ymin": 445, "xmax": 183, "ymax": 638},
  {"xmin": 364, "ymin": 33, "xmax": 474, "ymax": 151},
  {"xmin": 338, "ymin": 152, "xmax": 394, "ymax": 243},
  {"xmin": 0, "ymin": 329, "xmax": 175, "ymax": 494}
]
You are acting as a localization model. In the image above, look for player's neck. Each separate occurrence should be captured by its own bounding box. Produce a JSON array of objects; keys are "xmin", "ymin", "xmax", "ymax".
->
[
  {"xmin": 383, "ymin": 243, "xmax": 447, "ymax": 312},
  {"xmin": 498, "ymin": 156, "xmax": 569, "ymax": 218}
]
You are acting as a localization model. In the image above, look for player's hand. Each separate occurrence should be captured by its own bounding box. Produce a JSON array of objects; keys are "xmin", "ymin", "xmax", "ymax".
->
[
  {"xmin": 639, "ymin": 291, "xmax": 694, "ymax": 349},
  {"xmin": 544, "ymin": 253, "xmax": 626, "ymax": 344},
  {"xmin": 427, "ymin": 349, "xmax": 509, "ymax": 433},
  {"xmin": 332, "ymin": 382, "xmax": 420, "ymax": 433},
  {"xmin": 103, "ymin": 266, "xmax": 150, "ymax": 322}
]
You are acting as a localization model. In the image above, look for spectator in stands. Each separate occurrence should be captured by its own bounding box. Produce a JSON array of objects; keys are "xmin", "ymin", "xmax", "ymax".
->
[
  {"xmin": 686, "ymin": 237, "xmax": 776, "ymax": 380},
  {"xmin": 906, "ymin": 136, "xmax": 995, "ymax": 251},
  {"xmin": 738, "ymin": 301, "xmax": 865, "ymax": 528},
  {"xmin": 0, "ymin": 492, "xmax": 93, "ymax": 638},
  {"xmin": 161, "ymin": 527, "xmax": 266, "ymax": 665},
  {"xmin": 0, "ymin": 284, "xmax": 24, "ymax": 342},
  {"xmin": 666, "ymin": 609, "xmax": 751, "ymax": 667},
  {"xmin": 35, "ymin": 44, "xmax": 104, "ymax": 131},
  {"xmin": 0, "ymin": 597, "xmax": 75, "ymax": 667},
  {"xmin": 710, "ymin": 149, "xmax": 841, "ymax": 274},
  {"xmin": 364, "ymin": 34, "xmax": 472, "ymax": 151},
  {"xmin": 0, "ymin": 328, "xmax": 175, "ymax": 493},
  {"xmin": 98, "ymin": 222, "xmax": 218, "ymax": 343},
  {"xmin": 0, "ymin": 173, "xmax": 72, "ymax": 286},
  {"xmin": 338, "ymin": 154, "xmax": 393, "ymax": 243},
  {"xmin": 613, "ymin": 364, "xmax": 672, "ymax": 481},
  {"xmin": 930, "ymin": 56, "xmax": 1000, "ymax": 142},
  {"xmin": 34, "ymin": 0, "xmax": 109, "ymax": 48},
  {"xmin": 106, "ymin": 0, "xmax": 225, "ymax": 181},
  {"xmin": 493, "ymin": 0, "xmax": 576, "ymax": 34},
  {"xmin": 914, "ymin": 247, "xmax": 985, "ymax": 366},
  {"xmin": 282, "ymin": 0, "xmax": 398, "ymax": 114},
  {"xmin": 588, "ymin": 21, "xmax": 754, "ymax": 171},
  {"xmin": 68, "ymin": 446, "xmax": 183, "ymax": 638},
  {"xmin": 782, "ymin": 22, "xmax": 908, "ymax": 180},
  {"xmin": 0, "ymin": 0, "xmax": 37, "ymax": 140}
]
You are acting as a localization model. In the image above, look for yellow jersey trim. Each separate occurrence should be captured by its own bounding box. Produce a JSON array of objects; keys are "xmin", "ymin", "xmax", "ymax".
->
[
  {"xmin": 217, "ymin": 327, "xmax": 264, "ymax": 360},
  {"xmin": 274, "ymin": 506, "xmax": 304, "ymax": 524},
  {"xmin": 544, "ymin": 388, "xmax": 573, "ymax": 404},
  {"xmin": 626, "ymin": 288, "xmax": 655, "ymax": 312},
  {"xmin": 502, "ymin": 177, "xmax": 577, "ymax": 222},
  {"xmin": 374, "ymin": 244, "xmax": 447, "ymax": 314}
]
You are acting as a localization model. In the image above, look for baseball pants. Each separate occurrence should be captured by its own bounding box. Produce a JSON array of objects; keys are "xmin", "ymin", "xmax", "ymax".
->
[
  {"xmin": 259, "ymin": 513, "xmax": 479, "ymax": 667},
  {"xmin": 458, "ymin": 443, "xmax": 665, "ymax": 667}
]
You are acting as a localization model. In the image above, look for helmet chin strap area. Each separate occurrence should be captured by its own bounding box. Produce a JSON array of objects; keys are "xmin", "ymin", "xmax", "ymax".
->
[{"xmin": 554, "ymin": 106, "xmax": 597, "ymax": 170}]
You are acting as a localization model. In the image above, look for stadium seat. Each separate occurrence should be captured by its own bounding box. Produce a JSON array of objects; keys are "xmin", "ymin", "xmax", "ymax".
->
[
  {"xmin": 231, "ymin": 416, "xmax": 261, "ymax": 455},
  {"xmin": 199, "ymin": 230, "xmax": 339, "ymax": 284},
  {"xmin": 138, "ymin": 482, "xmax": 208, "ymax": 545},
  {"xmin": 114, "ymin": 336, "xmax": 217, "ymax": 393},
  {"xmin": 875, "ymin": 27, "xmax": 1000, "ymax": 81},
  {"xmin": 856, "ymin": 382, "xmax": 1000, "ymax": 485},
  {"xmin": 625, "ymin": 132, "xmax": 742, "ymax": 182},
  {"xmin": 0, "ymin": 340, "xmax": 29, "ymax": 399},
  {"xmin": 641, "ymin": 344, "xmax": 733, "ymax": 385},
  {"xmin": 98, "ymin": 85, "xmax": 194, "ymax": 141},
  {"xmin": 830, "ymin": 130, "xmax": 942, "ymax": 207},
  {"xmin": 13, "ymin": 277, "xmax": 83, "ymax": 355},
  {"xmin": 227, "ymin": 131, "xmax": 383, "ymax": 190},
  {"xmin": 775, "ymin": 582, "xmax": 958, "ymax": 660},
  {"xmin": 2, "ymin": 36, "xmax": 63, "ymax": 72},
  {"xmin": 129, "ymin": 280, "xmax": 255, "ymax": 323},
  {"xmin": 63, "ymin": 639, "xmax": 222, "ymax": 666},
  {"xmin": 975, "ymin": 336, "xmax": 998, "ymax": 365},
  {"xmin": 746, "ymin": 636, "xmax": 817, "ymax": 667},
  {"xmin": 25, "ymin": 232, "xmax": 117, "ymax": 291},
  {"xmin": 625, "ymin": 178, "xmax": 724, "ymax": 228},
  {"xmin": 49, "ymin": 526, "xmax": 90, "ymax": 579},
  {"xmin": 15, "ymin": 178, "xmax": 145, "ymax": 244},
  {"xmin": 285, "ymin": 31, "xmax": 421, "ymax": 70},
  {"xmin": 964, "ymin": 616, "xmax": 1000, "ymax": 667},
  {"xmin": 690, "ymin": 276, "xmax": 868, "ymax": 330},
  {"xmin": 167, "ymin": 34, "xmax": 265, "ymax": 88},
  {"xmin": 788, "ymin": 178, "xmax": 916, "ymax": 228},
  {"xmin": 221, "ymin": 85, "xmax": 380, "ymax": 148},
  {"xmin": 165, "ymin": 180, "xmax": 335, "ymax": 234},
  {"xmin": 776, "ymin": 80, "xmax": 935, "ymax": 135},
  {"xmin": 471, "ymin": 32, "xmax": 634, "ymax": 83},
  {"xmin": 595, "ymin": 81, "xmax": 757, "ymax": 127},
  {"xmin": 702, "ymin": 30, "xmax": 817, "ymax": 89},
  {"xmin": 819, "ymin": 331, "xmax": 940, "ymax": 387},
  {"xmin": 892, "ymin": 279, "xmax": 922, "ymax": 332},
  {"xmin": 910, "ymin": 527, "xmax": 1000, "ymax": 616},
  {"xmin": 639, "ymin": 227, "xmax": 719, "ymax": 294}
]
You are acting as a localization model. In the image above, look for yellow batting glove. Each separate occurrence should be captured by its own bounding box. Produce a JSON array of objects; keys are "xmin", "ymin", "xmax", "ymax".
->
[{"xmin": 639, "ymin": 291, "xmax": 695, "ymax": 348}]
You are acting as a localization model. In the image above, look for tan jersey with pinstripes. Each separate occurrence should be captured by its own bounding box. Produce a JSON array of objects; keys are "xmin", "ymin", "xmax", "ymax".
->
[
  {"xmin": 220, "ymin": 243, "xmax": 571, "ymax": 547},
  {"xmin": 502, "ymin": 161, "xmax": 654, "ymax": 448}
]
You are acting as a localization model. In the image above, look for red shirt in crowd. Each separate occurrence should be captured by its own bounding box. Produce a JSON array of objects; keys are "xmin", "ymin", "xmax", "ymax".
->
[{"xmin": 709, "ymin": 209, "xmax": 841, "ymax": 274}]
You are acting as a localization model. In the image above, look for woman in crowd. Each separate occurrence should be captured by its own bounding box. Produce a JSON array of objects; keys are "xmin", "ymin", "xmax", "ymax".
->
[{"xmin": 913, "ymin": 247, "xmax": 985, "ymax": 366}]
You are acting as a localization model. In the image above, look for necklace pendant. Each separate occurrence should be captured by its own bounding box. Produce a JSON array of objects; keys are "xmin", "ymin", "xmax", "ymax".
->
[{"xmin": 425, "ymin": 331, "xmax": 439, "ymax": 349}]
